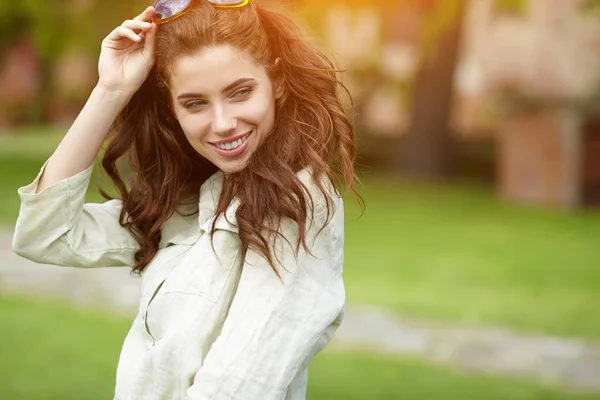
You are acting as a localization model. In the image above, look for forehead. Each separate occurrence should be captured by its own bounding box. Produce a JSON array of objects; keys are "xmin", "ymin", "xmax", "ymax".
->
[{"xmin": 169, "ymin": 45, "xmax": 269, "ymax": 94}]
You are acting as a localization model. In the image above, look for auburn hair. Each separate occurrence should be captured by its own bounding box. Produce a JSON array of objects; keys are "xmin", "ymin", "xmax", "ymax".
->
[{"xmin": 100, "ymin": 0, "xmax": 361, "ymax": 274}]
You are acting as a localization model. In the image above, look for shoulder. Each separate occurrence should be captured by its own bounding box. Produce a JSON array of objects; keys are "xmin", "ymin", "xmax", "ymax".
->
[
  {"xmin": 295, "ymin": 166, "xmax": 343, "ymax": 222},
  {"xmin": 256, "ymin": 168, "xmax": 344, "ymax": 271}
]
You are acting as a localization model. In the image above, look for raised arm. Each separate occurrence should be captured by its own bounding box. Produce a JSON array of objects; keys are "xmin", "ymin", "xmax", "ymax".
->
[
  {"xmin": 12, "ymin": 7, "xmax": 159, "ymax": 268},
  {"xmin": 36, "ymin": 6, "xmax": 157, "ymax": 192}
]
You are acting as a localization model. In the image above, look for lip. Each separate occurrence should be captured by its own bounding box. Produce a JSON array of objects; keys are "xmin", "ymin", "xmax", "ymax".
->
[
  {"xmin": 210, "ymin": 130, "xmax": 253, "ymax": 158},
  {"xmin": 210, "ymin": 131, "xmax": 252, "ymax": 146}
]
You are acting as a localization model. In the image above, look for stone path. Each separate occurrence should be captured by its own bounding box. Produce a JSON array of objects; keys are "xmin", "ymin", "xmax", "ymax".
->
[{"xmin": 1, "ymin": 230, "xmax": 599, "ymax": 393}]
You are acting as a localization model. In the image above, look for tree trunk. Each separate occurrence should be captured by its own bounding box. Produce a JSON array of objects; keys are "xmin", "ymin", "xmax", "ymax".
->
[{"xmin": 400, "ymin": 0, "xmax": 466, "ymax": 179}]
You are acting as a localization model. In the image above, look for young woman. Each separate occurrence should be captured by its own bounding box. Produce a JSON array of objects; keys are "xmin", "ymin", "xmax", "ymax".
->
[{"xmin": 12, "ymin": 0, "xmax": 360, "ymax": 399}]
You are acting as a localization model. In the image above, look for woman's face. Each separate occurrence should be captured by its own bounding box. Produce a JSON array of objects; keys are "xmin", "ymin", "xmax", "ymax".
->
[{"xmin": 168, "ymin": 44, "xmax": 282, "ymax": 174}]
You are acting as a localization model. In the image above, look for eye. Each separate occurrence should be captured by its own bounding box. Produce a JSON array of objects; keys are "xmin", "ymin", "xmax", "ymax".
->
[
  {"xmin": 183, "ymin": 100, "xmax": 207, "ymax": 110},
  {"xmin": 232, "ymin": 87, "xmax": 254, "ymax": 98}
]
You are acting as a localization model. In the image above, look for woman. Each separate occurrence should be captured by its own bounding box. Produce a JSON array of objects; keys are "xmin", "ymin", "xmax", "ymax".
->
[{"xmin": 12, "ymin": 0, "xmax": 361, "ymax": 399}]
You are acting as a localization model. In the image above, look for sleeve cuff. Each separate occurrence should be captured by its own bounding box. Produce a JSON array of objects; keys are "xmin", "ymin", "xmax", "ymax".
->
[{"xmin": 17, "ymin": 159, "xmax": 95, "ymax": 204}]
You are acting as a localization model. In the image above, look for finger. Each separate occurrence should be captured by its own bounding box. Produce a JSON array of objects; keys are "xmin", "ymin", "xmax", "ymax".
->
[
  {"xmin": 137, "ymin": 23, "xmax": 154, "ymax": 40},
  {"xmin": 122, "ymin": 19, "xmax": 153, "ymax": 34},
  {"xmin": 106, "ymin": 26, "xmax": 142, "ymax": 43},
  {"xmin": 142, "ymin": 23, "xmax": 158, "ymax": 59},
  {"xmin": 134, "ymin": 6, "xmax": 155, "ymax": 22}
]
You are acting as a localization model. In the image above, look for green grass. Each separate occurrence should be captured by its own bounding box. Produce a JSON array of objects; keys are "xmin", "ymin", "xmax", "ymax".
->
[
  {"xmin": 342, "ymin": 175, "xmax": 600, "ymax": 339},
  {"xmin": 0, "ymin": 295, "xmax": 128, "ymax": 399},
  {"xmin": 0, "ymin": 294, "xmax": 597, "ymax": 400},
  {"xmin": 1, "ymin": 127, "xmax": 600, "ymax": 338},
  {"xmin": 309, "ymin": 350, "xmax": 600, "ymax": 400}
]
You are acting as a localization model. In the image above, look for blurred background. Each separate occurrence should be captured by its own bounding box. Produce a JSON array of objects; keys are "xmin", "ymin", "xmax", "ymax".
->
[{"xmin": 1, "ymin": 0, "xmax": 600, "ymax": 399}]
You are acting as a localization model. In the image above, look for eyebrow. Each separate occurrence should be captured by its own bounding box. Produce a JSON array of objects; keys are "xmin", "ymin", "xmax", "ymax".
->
[{"xmin": 176, "ymin": 78, "xmax": 256, "ymax": 100}]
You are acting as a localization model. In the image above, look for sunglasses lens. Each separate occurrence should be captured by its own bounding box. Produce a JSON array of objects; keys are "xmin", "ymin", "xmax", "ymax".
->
[
  {"xmin": 207, "ymin": 0, "xmax": 246, "ymax": 5},
  {"xmin": 154, "ymin": 0, "xmax": 192, "ymax": 21}
]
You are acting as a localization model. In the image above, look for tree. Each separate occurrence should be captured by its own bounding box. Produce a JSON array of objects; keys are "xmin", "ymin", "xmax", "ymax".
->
[
  {"xmin": 398, "ymin": 0, "xmax": 525, "ymax": 179},
  {"xmin": 401, "ymin": 0, "xmax": 467, "ymax": 179}
]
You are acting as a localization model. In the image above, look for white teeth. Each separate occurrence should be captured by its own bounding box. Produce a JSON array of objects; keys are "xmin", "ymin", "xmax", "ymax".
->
[{"xmin": 216, "ymin": 133, "xmax": 250, "ymax": 151}]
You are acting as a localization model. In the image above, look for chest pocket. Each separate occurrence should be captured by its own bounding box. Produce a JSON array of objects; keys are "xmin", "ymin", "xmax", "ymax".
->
[{"xmin": 161, "ymin": 226, "xmax": 241, "ymax": 303}]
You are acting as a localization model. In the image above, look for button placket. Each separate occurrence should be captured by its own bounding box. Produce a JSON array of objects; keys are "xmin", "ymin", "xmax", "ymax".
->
[
  {"xmin": 143, "ymin": 280, "xmax": 165, "ymax": 346},
  {"xmin": 140, "ymin": 245, "xmax": 193, "ymax": 345}
]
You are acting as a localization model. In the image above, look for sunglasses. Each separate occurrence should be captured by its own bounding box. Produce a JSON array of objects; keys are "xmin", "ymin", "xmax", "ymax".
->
[{"xmin": 152, "ymin": 0, "xmax": 249, "ymax": 25}]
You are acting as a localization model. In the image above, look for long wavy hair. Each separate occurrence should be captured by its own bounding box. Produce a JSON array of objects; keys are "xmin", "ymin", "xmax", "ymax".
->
[{"xmin": 100, "ymin": 0, "xmax": 362, "ymax": 275}]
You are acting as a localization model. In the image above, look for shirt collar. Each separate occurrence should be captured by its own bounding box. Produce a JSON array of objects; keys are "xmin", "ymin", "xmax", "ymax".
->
[
  {"xmin": 198, "ymin": 170, "xmax": 239, "ymax": 235},
  {"xmin": 159, "ymin": 169, "xmax": 239, "ymax": 248}
]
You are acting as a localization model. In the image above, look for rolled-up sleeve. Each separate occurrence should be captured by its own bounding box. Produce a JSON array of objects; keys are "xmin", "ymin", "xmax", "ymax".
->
[
  {"xmin": 186, "ymin": 187, "xmax": 345, "ymax": 400},
  {"xmin": 12, "ymin": 159, "xmax": 139, "ymax": 268}
]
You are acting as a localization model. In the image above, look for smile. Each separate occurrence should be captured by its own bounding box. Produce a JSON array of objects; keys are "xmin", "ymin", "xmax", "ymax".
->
[
  {"xmin": 213, "ymin": 132, "xmax": 251, "ymax": 150},
  {"xmin": 210, "ymin": 130, "xmax": 253, "ymax": 157}
]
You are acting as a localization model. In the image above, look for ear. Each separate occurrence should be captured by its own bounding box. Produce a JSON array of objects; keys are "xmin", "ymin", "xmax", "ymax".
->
[{"xmin": 272, "ymin": 57, "xmax": 285, "ymax": 100}]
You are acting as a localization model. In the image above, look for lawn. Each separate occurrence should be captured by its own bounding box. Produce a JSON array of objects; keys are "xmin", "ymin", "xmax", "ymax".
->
[
  {"xmin": 1, "ymin": 294, "xmax": 597, "ymax": 400},
  {"xmin": 1, "ymin": 127, "xmax": 600, "ymax": 338},
  {"xmin": 342, "ymin": 174, "xmax": 600, "ymax": 339}
]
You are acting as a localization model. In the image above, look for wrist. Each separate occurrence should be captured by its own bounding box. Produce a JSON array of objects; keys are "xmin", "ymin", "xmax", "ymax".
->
[{"xmin": 91, "ymin": 84, "xmax": 135, "ymax": 111}]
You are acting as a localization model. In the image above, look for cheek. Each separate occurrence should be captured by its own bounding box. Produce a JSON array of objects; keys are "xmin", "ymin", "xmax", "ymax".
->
[
  {"xmin": 251, "ymin": 93, "xmax": 276, "ymax": 130},
  {"xmin": 178, "ymin": 115, "xmax": 209, "ymax": 140}
]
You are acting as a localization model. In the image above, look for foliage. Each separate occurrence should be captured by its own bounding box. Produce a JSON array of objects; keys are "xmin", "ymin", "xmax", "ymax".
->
[
  {"xmin": 419, "ymin": 0, "xmax": 465, "ymax": 63},
  {"xmin": 1, "ymin": 1, "xmax": 76, "ymax": 61},
  {"xmin": 583, "ymin": 0, "xmax": 600, "ymax": 13},
  {"xmin": 0, "ymin": 0, "xmax": 150, "ymax": 59},
  {"xmin": 0, "ymin": 0, "xmax": 150, "ymax": 123},
  {"xmin": 493, "ymin": 0, "xmax": 527, "ymax": 15}
]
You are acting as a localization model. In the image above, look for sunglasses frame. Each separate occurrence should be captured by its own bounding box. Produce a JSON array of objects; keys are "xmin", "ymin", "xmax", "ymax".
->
[{"xmin": 152, "ymin": 0, "xmax": 249, "ymax": 25}]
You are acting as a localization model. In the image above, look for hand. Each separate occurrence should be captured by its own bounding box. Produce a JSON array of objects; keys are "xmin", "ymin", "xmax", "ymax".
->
[{"xmin": 97, "ymin": 6, "xmax": 158, "ymax": 96}]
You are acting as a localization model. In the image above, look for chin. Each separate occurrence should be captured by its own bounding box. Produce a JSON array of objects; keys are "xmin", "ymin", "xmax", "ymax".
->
[{"xmin": 217, "ymin": 158, "xmax": 250, "ymax": 175}]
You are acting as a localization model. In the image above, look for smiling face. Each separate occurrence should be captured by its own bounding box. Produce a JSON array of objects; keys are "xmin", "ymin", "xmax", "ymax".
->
[{"xmin": 168, "ymin": 44, "xmax": 282, "ymax": 174}]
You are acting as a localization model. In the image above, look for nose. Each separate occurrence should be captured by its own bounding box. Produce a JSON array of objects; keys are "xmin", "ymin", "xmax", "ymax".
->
[{"xmin": 211, "ymin": 103, "xmax": 237, "ymax": 136}]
